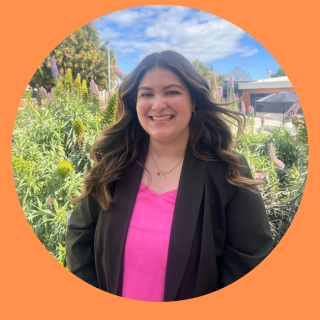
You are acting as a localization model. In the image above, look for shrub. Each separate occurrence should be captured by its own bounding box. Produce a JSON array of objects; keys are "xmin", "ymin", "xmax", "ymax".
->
[
  {"xmin": 56, "ymin": 160, "xmax": 74, "ymax": 177},
  {"xmin": 102, "ymin": 91, "xmax": 117, "ymax": 126},
  {"xmin": 72, "ymin": 118, "xmax": 85, "ymax": 136}
]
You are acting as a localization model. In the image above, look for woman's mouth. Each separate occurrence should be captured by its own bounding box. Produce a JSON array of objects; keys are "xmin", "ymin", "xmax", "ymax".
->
[{"xmin": 149, "ymin": 115, "xmax": 174, "ymax": 122}]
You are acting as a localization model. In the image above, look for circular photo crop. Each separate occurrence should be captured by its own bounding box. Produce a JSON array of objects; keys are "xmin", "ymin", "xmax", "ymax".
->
[{"xmin": 12, "ymin": 5, "xmax": 308, "ymax": 302}]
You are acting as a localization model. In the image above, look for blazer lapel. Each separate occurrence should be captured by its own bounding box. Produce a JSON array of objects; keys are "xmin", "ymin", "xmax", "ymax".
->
[
  {"xmin": 164, "ymin": 143, "xmax": 207, "ymax": 301},
  {"xmin": 106, "ymin": 135, "xmax": 149, "ymax": 296}
]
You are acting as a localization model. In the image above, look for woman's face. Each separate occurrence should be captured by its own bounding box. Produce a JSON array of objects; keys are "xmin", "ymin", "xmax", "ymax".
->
[{"xmin": 136, "ymin": 67, "xmax": 195, "ymax": 144}]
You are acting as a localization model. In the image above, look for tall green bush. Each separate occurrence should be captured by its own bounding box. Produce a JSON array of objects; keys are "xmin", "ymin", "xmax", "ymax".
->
[{"xmin": 102, "ymin": 91, "xmax": 117, "ymax": 126}]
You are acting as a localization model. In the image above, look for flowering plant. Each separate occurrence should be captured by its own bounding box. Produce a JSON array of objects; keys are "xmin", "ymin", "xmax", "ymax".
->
[{"xmin": 268, "ymin": 142, "xmax": 285, "ymax": 169}]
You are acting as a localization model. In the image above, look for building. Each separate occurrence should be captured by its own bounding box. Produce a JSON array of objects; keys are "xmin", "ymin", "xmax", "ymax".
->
[
  {"xmin": 238, "ymin": 76, "xmax": 295, "ymax": 112},
  {"xmin": 222, "ymin": 80, "xmax": 252, "ymax": 100}
]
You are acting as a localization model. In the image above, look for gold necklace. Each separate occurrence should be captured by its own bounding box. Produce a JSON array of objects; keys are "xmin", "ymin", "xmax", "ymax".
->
[{"xmin": 150, "ymin": 151, "xmax": 184, "ymax": 179}]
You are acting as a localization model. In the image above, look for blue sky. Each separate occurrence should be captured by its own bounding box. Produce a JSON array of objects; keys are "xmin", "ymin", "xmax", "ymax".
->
[{"xmin": 95, "ymin": 5, "xmax": 282, "ymax": 81}]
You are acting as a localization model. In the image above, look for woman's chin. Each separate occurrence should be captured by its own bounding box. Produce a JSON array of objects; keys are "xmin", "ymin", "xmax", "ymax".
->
[{"xmin": 149, "ymin": 131, "xmax": 174, "ymax": 143}]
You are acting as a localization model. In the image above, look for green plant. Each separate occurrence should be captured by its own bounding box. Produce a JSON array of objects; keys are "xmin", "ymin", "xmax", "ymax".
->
[
  {"xmin": 102, "ymin": 91, "xmax": 117, "ymax": 126},
  {"xmin": 56, "ymin": 160, "xmax": 74, "ymax": 178},
  {"xmin": 72, "ymin": 118, "xmax": 86, "ymax": 136},
  {"xmin": 81, "ymin": 79, "xmax": 89, "ymax": 102},
  {"xmin": 65, "ymin": 68, "xmax": 73, "ymax": 92}
]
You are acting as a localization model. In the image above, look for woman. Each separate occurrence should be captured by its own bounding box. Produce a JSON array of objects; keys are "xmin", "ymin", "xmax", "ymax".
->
[{"xmin": 66, "ymin": 50, "xmax": 274, "ymax": 302}]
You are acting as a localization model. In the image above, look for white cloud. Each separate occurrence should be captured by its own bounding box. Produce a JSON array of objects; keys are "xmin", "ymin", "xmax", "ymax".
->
[
  {"xmin": 97, "ymin": 9, "xmax": 141, "ymax": 27},
  {"xmin": 95, "ymin": 6, "xmax": 259, "ymax": 64},
  {"xmin": 240, "ymin": 48, "xmax": 258, "ymax": 58}
]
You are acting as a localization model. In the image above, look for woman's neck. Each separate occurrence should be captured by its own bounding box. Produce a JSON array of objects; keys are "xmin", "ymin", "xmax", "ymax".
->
[{"xmin": 148, "ymin": 134, "xmax": 189, "ymax": 158}]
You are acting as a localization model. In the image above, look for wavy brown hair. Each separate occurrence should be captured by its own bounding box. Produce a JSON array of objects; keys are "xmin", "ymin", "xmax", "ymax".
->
[{"xmin": 69, "ymin": 50, "xmax": 263, "ymax": 211}]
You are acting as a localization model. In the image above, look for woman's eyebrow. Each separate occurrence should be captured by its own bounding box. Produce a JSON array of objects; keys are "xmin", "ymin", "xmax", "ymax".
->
[
  {"xmin": 138, "ymin": 84, "xmax": 184, "ymax": 92},
  {"xmin": 138, "ymin": 86, "xmax": 153, "ymax": 92},
  {"xmin": 163, "ymin": 84, "xmax": 184, "ymax": 90}
]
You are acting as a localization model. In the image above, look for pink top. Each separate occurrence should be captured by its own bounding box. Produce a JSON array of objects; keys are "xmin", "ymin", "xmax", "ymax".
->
[{"xmin": 122, "ymin": 182, "xmax": 177, "ymax": 302}]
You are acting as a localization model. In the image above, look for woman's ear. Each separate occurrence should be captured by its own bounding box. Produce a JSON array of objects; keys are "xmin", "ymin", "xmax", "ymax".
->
[{"xmin": 192, "ymin": 99, "xmax": 196, "ymax": 110}]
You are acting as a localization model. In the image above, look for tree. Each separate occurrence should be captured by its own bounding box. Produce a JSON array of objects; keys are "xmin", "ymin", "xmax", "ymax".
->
[
  {"xmin": 270, "ymin": 68, "xmax": 286, "ymax": 78},
  {"xmin": 213, "ymin": 72, "xmax": 228, "ymax": 86},
  {"xmin": 227, "ymin": 66, "xmax": 252, "ymax": 81},
  {"xmin": 192, "ymin": 60, "xmax": 227, "ymax": 89},
  {"xmin": 29, "ymin": 22, "xmax": 117, "ymax": 105}
]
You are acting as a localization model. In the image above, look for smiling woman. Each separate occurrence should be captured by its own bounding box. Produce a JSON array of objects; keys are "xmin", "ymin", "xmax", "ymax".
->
[
  {"xmin": 137, "ymin": 68, "xmax": 195, "ymax": 146},
  {"xmin": 66, "ymin": 50, "xmax": 274, "ymax": 302}
]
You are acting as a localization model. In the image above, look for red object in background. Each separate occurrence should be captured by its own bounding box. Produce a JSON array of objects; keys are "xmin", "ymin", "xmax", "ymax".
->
[{"xmin": 19, "ymin": 100, "xmax": 27, "ymax": 109}]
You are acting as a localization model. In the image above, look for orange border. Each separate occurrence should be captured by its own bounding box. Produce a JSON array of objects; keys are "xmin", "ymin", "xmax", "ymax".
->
[{"xmin": 2, "ymin": 1, "xmax": 318, "ymax": 319}]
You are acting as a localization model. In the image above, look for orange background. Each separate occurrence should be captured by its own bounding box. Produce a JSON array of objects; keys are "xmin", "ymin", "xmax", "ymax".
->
[{"xmin": 1, "ymin": 0, "xmax": 318, "ymax": 319}]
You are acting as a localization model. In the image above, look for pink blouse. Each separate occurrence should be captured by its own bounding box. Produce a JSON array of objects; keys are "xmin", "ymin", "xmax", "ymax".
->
[{"xmin": 121, "ymin": 182, "xmax": 177, "ymax": 302}]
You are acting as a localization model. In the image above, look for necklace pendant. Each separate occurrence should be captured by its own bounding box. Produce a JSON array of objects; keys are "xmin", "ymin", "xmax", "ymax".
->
[{"xmin": 158, "ymin": 171, "xmax": 166, "ymax": 179}]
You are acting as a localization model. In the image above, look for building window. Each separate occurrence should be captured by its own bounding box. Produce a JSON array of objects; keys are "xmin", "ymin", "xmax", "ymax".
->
[
  {"xmin": 222, "ymin": 80, "xmax": 252, "ymax": 100},
  {"xmin": 250, "ymin": 93, "xmax": 271, "ymax": 108}
]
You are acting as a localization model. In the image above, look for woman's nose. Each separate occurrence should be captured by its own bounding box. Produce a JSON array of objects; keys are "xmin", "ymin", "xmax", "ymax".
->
[{"xmin": 151, "ymin": 96, "xmax": 167, "ymax": 112}]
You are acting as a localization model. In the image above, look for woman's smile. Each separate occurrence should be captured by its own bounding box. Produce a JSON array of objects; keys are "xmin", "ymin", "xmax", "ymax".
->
[{"xmin": 149, "ymin": 114, "xmax": 175, "ymax": 123}]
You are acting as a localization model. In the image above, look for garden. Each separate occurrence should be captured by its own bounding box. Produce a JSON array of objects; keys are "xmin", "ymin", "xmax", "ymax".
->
[{"xmin": 12, "ymin": 59, "xmax": 308, "ymax": 268}]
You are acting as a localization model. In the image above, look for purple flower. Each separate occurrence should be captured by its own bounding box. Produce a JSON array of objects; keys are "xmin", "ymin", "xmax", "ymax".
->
[
  {"xmin": 72, "ymin": 132, "xmax": 86, "ymax": 154},
  {"xmin": 233, "ymin": 93, "xmax": 237, "ymax": 101},
  {"xmin": 89, "ymin": 79, "xmax": 100, "ymax": 99},
  {"xmin": 251, "ymin": 107, "xmax": 255, "ymax": 114},
  {"xmin": 219, "ymin": 86, "xmax": 223, "ymax": 97},
  {"xmin": 268, "ymin": 143, "xmax": 285, "ymax": 169},
  {"xmin": 211, "ymin": 73, "xmax": 217, "ymax": 86},
  {"xmin": 207, "ymin": 79, "xmax": 211, "ymax": 89},
  {"xmin": 255, "ymin": 171, "xmax": 266, "ymax": 180},
  {"xmin": 51, "ymin": 58, "xmax": 59, "ymax": 78},
  {"xmin": 47, "ymin": 93, "xmax": 52, "ymax": 101},
  {"xmin": 229, "ymin": 75, "xmax": 234, "ymax": 89},
  {"xmin": 241, "ymin": 101, "xmax": 245, "ymax": 113},
  {"xmin": 248, "ymin": 106, "xmax": 252, "ymax": 114},
  {"xmin": 215, "ymin": 87, "xmax": 219, "ymax": 97},
  {"xmin": 77, "ymin": 73, "xmax": 81, "ymax": 80},
  {"xmin": 39, "ymin": 87, "xmax": 48, "ymax": 100},
  {"xmin": 274, "ymin": 158, "xmax": 285, "ymax": 169},
  {"xmin": 67, "ymin": 215, "xmax": 71, "ymax": 222}
]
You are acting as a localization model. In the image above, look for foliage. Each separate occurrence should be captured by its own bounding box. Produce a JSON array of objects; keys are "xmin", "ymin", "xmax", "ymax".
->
[
  {"xmin": 227, "ymin": 66, "xmax": 252, "ymax": 81},
  {"xmin": 270, "ymin": 68, "xmax": 286, "ymax": 78},
  {"xmin": 72, "ymin": 118, "xmax": 86, "ymax": 136},
  {"xmin": 192, "ymin": 59, "xmax": 228, "ymax": 88},
  {"xmin": 12, "ymin": 65, "xmax": 114, "ymax": 266},
  {"xmin": 29, "ymin": 22, "xmax": 117, "ymax": 105},
  {"xmin": 56, "ymin": 160, "xmax": 74, "ymax": 178},
  {"xmin": 81, "ymin": 79, "xmax": 89, "ymax": 102},
  {"xmin": 64, "ymin": 68, "xmax": 73, "ymax": 92},
  {"xmin": 235, "ymin": 119, "xmax": 308, "ymax": 246},
  {"xmin": 102, "ymin": 91, "xmax": 117, "ymax": 126},
  {"xmin": 74, "ymin": 73, "xmax": 81, "ymax": 99}
]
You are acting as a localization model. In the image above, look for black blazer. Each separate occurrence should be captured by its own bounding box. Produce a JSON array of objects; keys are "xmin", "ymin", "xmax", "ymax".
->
[{"xmin": 66, "ymin": 136, "xmax": 274, "ymax": 301}]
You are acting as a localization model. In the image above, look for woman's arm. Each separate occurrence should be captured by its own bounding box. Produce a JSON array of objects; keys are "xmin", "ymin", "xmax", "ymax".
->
[
  {"xmin": 220, "ymin": 154, "xmax": 274, "ymax": 288},
  {"xmin": 66, "ymin": 194, "xmax": 100, "ymax": 288}
]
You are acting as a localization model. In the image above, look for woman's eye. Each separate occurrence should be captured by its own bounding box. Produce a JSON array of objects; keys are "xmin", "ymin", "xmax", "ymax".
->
[
  {"xmin": 167, "ymin": 91, "xmax": 180, "ymax": 96},
  {"xmin": 141, "ymin": 93, "xmax": 152, "ymax": 97}
]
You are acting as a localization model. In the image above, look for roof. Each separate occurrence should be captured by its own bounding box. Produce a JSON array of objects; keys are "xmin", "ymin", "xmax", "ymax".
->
[{"xmin": 238, "ymin": 76, "xmax": 293, "ymax": 90}]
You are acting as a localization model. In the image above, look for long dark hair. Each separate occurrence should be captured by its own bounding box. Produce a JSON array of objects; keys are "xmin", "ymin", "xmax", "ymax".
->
[{"xmin": 70, "ymin": 50, "xmax": 263, "ymax": 210}]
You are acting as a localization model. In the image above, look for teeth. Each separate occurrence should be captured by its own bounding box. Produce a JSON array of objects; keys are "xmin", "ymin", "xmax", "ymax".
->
[{"xmin": 152, "ymin": 116, "xmax": 173, "ymax": 121}]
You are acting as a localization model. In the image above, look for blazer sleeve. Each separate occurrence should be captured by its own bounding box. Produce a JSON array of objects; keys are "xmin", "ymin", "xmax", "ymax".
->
[
  {"xmin": 220, "ymin": 153, "xmax": 274, "ymax": 288},
  {"xmin": 66, "ymin": 194, "xmax": 100, "ymax": 288}
]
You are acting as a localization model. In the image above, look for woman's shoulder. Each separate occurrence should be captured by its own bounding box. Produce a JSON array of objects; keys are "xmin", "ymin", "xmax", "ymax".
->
[{"xmin": 204, "ymin": 150, "xmax": 252, "ymax": 180}]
